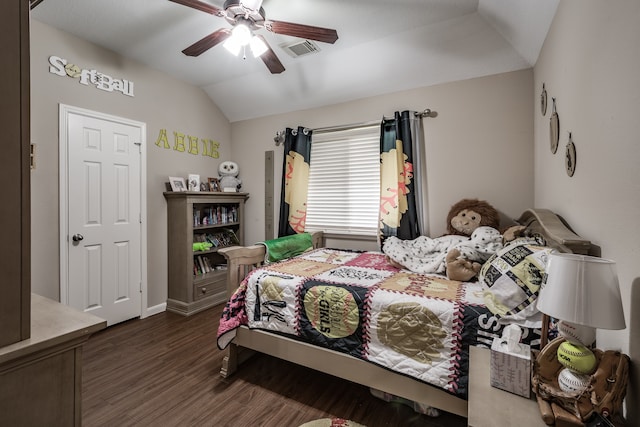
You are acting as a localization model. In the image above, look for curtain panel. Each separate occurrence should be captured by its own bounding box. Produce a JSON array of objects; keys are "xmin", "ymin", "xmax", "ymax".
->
[
  {"xmin": 379, "ymin": 111, "xmax": 425, "ymax": 243},
  {"xmin": 278, "ymin": 126, "xmax": 312, "ymax": 237}
]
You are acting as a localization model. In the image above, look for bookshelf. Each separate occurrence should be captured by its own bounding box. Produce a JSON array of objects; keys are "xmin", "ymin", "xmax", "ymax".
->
[{"xmin": 164, "ymin": 191, "xmax": 249, "ymax": 315}]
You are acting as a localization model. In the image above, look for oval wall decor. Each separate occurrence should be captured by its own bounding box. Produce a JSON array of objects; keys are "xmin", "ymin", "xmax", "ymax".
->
[
  {"xmin": 565, "ymin": 132, "xmax": 576, "ymax": 177},
  {"xmin": 549, "ymin": 98, "xmax": 560, "ymax": 154},
  {"xmin": 540, "ymin": 83, "xmax": 547, "ymax": 116}
]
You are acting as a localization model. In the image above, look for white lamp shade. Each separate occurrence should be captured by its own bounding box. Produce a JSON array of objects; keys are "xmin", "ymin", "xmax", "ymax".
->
[{"xmin": 537, "ymin": 253, "xmax": 626, "ymax": 330}]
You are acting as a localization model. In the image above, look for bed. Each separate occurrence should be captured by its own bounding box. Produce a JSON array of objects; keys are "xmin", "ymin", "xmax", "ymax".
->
[{"xmin": 216, "ymin": 209, "xmax": 591, "ymax": 418}]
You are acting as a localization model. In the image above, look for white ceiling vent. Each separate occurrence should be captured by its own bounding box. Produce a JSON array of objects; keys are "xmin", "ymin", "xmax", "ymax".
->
[{"xmin": 280, "ymin": 40, "xmax": 321, "ymax": 58}]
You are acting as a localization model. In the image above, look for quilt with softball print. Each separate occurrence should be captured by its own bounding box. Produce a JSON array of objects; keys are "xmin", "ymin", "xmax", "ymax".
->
[{"xmin": 217, "ymin": 249, "xmax": 542, "ymax": 399}]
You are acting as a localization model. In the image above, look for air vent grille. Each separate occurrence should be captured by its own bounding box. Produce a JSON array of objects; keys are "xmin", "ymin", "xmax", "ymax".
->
[{"xmin": 280, "ymin": 40, "xmax": 321, "ymax": 58}]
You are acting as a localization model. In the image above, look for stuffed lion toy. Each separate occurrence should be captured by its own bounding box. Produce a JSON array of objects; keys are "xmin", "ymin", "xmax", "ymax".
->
[{"xmin": 383, "ymin": 198, "xmax": 503, "ymax": 281}]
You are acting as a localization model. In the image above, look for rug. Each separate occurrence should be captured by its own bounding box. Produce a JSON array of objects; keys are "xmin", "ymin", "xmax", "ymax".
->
[{"xmin": 299, "ymin": 418, "xmax": 366, "ymax": 427}]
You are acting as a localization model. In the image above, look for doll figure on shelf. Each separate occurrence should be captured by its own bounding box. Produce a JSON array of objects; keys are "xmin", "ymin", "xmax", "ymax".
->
[{"xmin": 218, "ymin": 161, "xmax": 242, "ymax": 192}]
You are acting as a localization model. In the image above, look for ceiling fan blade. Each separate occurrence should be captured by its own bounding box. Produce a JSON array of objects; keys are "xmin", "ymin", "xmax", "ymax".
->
[
  {"xmin": 266, "ymin": 20, "xmax": 338, "ymax": 44},
  {"xmin": 182, "ymin": 28, "xmax": 232, "ymax": 57},
  {"xmin": 257, "ymin": 36, "xmax": 285, "ymax": 74},
  {"xmin": 168, "ymin": 0, "xmax": 223, "ymax": 16}
]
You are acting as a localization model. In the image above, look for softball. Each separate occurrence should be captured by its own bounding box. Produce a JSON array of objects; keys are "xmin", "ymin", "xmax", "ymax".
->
[
  {"xmin": 557, "ymin": 341, "xmax": 597, "ymax": 374},
  {"xmin": 558, "ymin": 321, "xmax": 596, "ymax": 346},
  {"xmin": 557, "ymin": 368, "xmax": 590, "ymax": 394},
  {"xmin": 64, "ymin": 63, "xmax": 82, "ymax": 78}
]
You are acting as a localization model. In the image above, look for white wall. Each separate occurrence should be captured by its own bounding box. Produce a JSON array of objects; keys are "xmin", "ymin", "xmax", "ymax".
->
[
  {"xmin": 534, "ymin": 1, "xmax": 640, "ymax": 422},
  {"xmin": 30, "ymin": 20, "xmax": 231, "ymax": 309},
  {"xmin": 231, "ymin": 69, "xmax": 535, "ymax": 246}
]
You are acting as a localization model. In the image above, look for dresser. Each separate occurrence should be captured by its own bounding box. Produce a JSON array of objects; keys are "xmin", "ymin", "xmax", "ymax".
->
[{"xmin": 0, "ymin": 294, "xmax": 106, "ymax": 425}]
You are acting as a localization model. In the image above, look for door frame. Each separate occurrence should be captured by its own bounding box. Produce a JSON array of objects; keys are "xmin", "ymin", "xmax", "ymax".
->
[{"xmin": 59, "ymin": 104, "xmax": 148, "ymax": 319}]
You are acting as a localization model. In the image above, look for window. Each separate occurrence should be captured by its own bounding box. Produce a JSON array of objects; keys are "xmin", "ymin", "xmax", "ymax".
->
[{"xmin": 305, "ymin": 124, "xmax": 380, "ymax": 236}]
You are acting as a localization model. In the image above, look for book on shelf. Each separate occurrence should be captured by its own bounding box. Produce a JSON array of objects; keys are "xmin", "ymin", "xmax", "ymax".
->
[
  {"xmin": 202, "ymin": 228, "xmax": 239, "ymax": 248},
  {"xmin": 202, "ymin": 256, "xmax": 213, "ymax": 272},
  {"xmin": 194, "ymin": 205, "xmax": 239, "ymax": 226},
  {"xmin": 194, "ymin": 255, "xmax": 217, "ymax": 276}
]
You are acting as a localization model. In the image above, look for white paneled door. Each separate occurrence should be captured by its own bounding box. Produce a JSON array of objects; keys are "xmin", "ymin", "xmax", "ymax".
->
[{"xmin": 61, "ymin": 105, "xmax": 145, "ymax": 326}]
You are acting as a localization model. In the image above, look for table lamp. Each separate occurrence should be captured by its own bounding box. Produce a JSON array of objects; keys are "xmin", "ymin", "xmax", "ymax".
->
[
  {"xmin": 535, "ymin": 253, "xmax": 629, "ymax": 423},
  {"xmin": 537, "ymin": 253, "xmax": 626, "ymax": 345}
]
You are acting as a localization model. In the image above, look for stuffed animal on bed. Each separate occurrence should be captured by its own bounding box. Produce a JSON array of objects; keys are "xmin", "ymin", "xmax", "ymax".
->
[{"xmin": 383, "ymin": 198, "xmax": 503, "ymax": 281}]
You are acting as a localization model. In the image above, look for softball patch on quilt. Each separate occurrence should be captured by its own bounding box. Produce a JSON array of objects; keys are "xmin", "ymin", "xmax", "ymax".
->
[
  {"xmin": 479, "ymin": 239, "xmax": 554, "ymax": 323},
  {"xmin": 298, "ymin": 281, "xmax": 368, "ymax": 357}
]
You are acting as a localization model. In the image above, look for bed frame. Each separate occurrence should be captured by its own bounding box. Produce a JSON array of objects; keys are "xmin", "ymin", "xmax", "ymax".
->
[{"xmin": 217, "ymin": 209, "xmax": 591, "ymax": 418}]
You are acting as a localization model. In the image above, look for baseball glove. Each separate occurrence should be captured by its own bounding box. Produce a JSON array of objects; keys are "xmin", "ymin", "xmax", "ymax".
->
[{"xmin": 532, "ymin": 337, "xmax": 630, "ymax": 422}]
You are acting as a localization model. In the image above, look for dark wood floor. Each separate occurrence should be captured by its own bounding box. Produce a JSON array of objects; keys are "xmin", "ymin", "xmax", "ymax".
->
[{"xmin": 81, "ymin": 304, "xmax": 467, "ymax": 427}]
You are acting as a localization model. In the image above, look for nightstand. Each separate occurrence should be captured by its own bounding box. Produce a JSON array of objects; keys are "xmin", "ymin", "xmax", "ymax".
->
[{"xmin": 468, "ymin": 346, "xmax": 546, "ymax": 427}]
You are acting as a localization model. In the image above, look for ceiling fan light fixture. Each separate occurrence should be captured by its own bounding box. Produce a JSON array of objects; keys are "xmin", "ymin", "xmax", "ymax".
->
[
  {"xmin": 223, "ymin": 36, "xmax": 242, "ymax": 56},
  {"xmin": 250, "ymin": 35, "xmax": 268, "ymax": 57},
  {"xmin": 231, "ymin": 23, "xmax": 252, "ymax": 46}
]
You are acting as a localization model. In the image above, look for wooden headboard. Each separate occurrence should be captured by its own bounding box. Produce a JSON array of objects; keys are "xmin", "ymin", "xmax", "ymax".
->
[{"xmin": 516, "ymin": 209, "xmax": 591, "ymax": 255}]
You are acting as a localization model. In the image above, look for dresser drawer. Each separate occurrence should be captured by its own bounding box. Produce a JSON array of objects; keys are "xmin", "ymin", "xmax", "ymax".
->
[{"xmin": 194, "ymin": 276, "xmax": 226, "ymax": 301}]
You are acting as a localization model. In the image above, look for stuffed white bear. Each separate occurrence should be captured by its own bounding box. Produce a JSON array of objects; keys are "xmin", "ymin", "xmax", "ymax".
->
[{"xmin": 218, "ymin": 161, "xmax": 242, "ymax": 192}]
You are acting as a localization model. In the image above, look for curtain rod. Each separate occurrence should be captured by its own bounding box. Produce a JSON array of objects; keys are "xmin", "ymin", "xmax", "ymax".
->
[
  {"xmin": 311, "ymin": 120, "xmax": 380, "ymax": 135},
  {"xmin": 274, "ymin": 109, "xmax": 434, "ymax": 145}
]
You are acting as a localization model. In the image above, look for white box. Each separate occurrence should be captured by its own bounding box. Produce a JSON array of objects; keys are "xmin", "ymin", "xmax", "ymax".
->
[{"xmin": 489, "ymin": 337, "xmax": 531, "ymax": 398}]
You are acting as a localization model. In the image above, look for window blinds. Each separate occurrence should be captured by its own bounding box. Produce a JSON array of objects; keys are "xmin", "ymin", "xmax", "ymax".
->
[{"xmin": 305, "ymin": 124, "xmax": 380, "ymax": 236}]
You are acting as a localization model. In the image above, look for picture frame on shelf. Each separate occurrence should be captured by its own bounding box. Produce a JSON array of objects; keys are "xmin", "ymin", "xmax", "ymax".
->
[
  {"xmin": 208, "ymin": 177, "xmax": 220, "ymax": 192},
  {"xmin": 169, "ymin": 176, "xmax": 187, "ymax": 192},
  {"xmin": 188, "ymin": 174, "xmax": 200, "ymax": 191}
]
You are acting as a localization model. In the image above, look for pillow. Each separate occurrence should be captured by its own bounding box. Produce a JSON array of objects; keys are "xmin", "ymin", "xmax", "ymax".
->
[
  {"xmin": 479, "ymin": 235, "xmax": 554, "ymax": 324},
  {"xmin": 259, "ymin": 232, "xmax": 313, "ymax": 263}
]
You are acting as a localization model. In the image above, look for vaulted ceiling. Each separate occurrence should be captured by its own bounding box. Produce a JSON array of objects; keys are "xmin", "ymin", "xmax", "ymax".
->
[{"xmin": 32, "ymin": 0, "xmax": 559, "ymax": 122}]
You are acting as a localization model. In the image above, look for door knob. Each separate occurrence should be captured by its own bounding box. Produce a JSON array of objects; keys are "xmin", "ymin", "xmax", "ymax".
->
[{"xmin": 72, "ymin": 234, "xmax": 84, "ymax": 242}]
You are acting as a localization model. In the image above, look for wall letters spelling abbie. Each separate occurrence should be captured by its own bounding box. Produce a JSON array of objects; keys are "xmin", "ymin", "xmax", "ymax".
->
[
  {"xmin": 48, "ymin": 55, "xmax": 134, "ymax": 97},
  {"xmin": 155, "ymin": 129, "xmax": 219, "ymax": 159}
]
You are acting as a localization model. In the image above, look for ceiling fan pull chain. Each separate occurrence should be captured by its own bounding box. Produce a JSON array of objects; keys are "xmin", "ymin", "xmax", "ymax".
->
[{"xmin": 242, "ymin": 45, "xmax": 247, "ymax": 60}]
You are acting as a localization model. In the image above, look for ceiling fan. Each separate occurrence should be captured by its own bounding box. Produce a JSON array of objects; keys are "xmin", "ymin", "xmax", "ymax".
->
[{"xmin": 169, "ymin": 0, "xmax": 339, "ymax": 74}]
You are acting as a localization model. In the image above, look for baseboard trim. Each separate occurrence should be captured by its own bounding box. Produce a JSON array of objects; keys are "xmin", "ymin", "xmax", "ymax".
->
[
  {"xmin": 143, "ymin": 302, "xmax": 167, "ymax": 318},
  {"xmin": 166, "ymin": 296, "xmax": 224, "ymax": 316}
]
